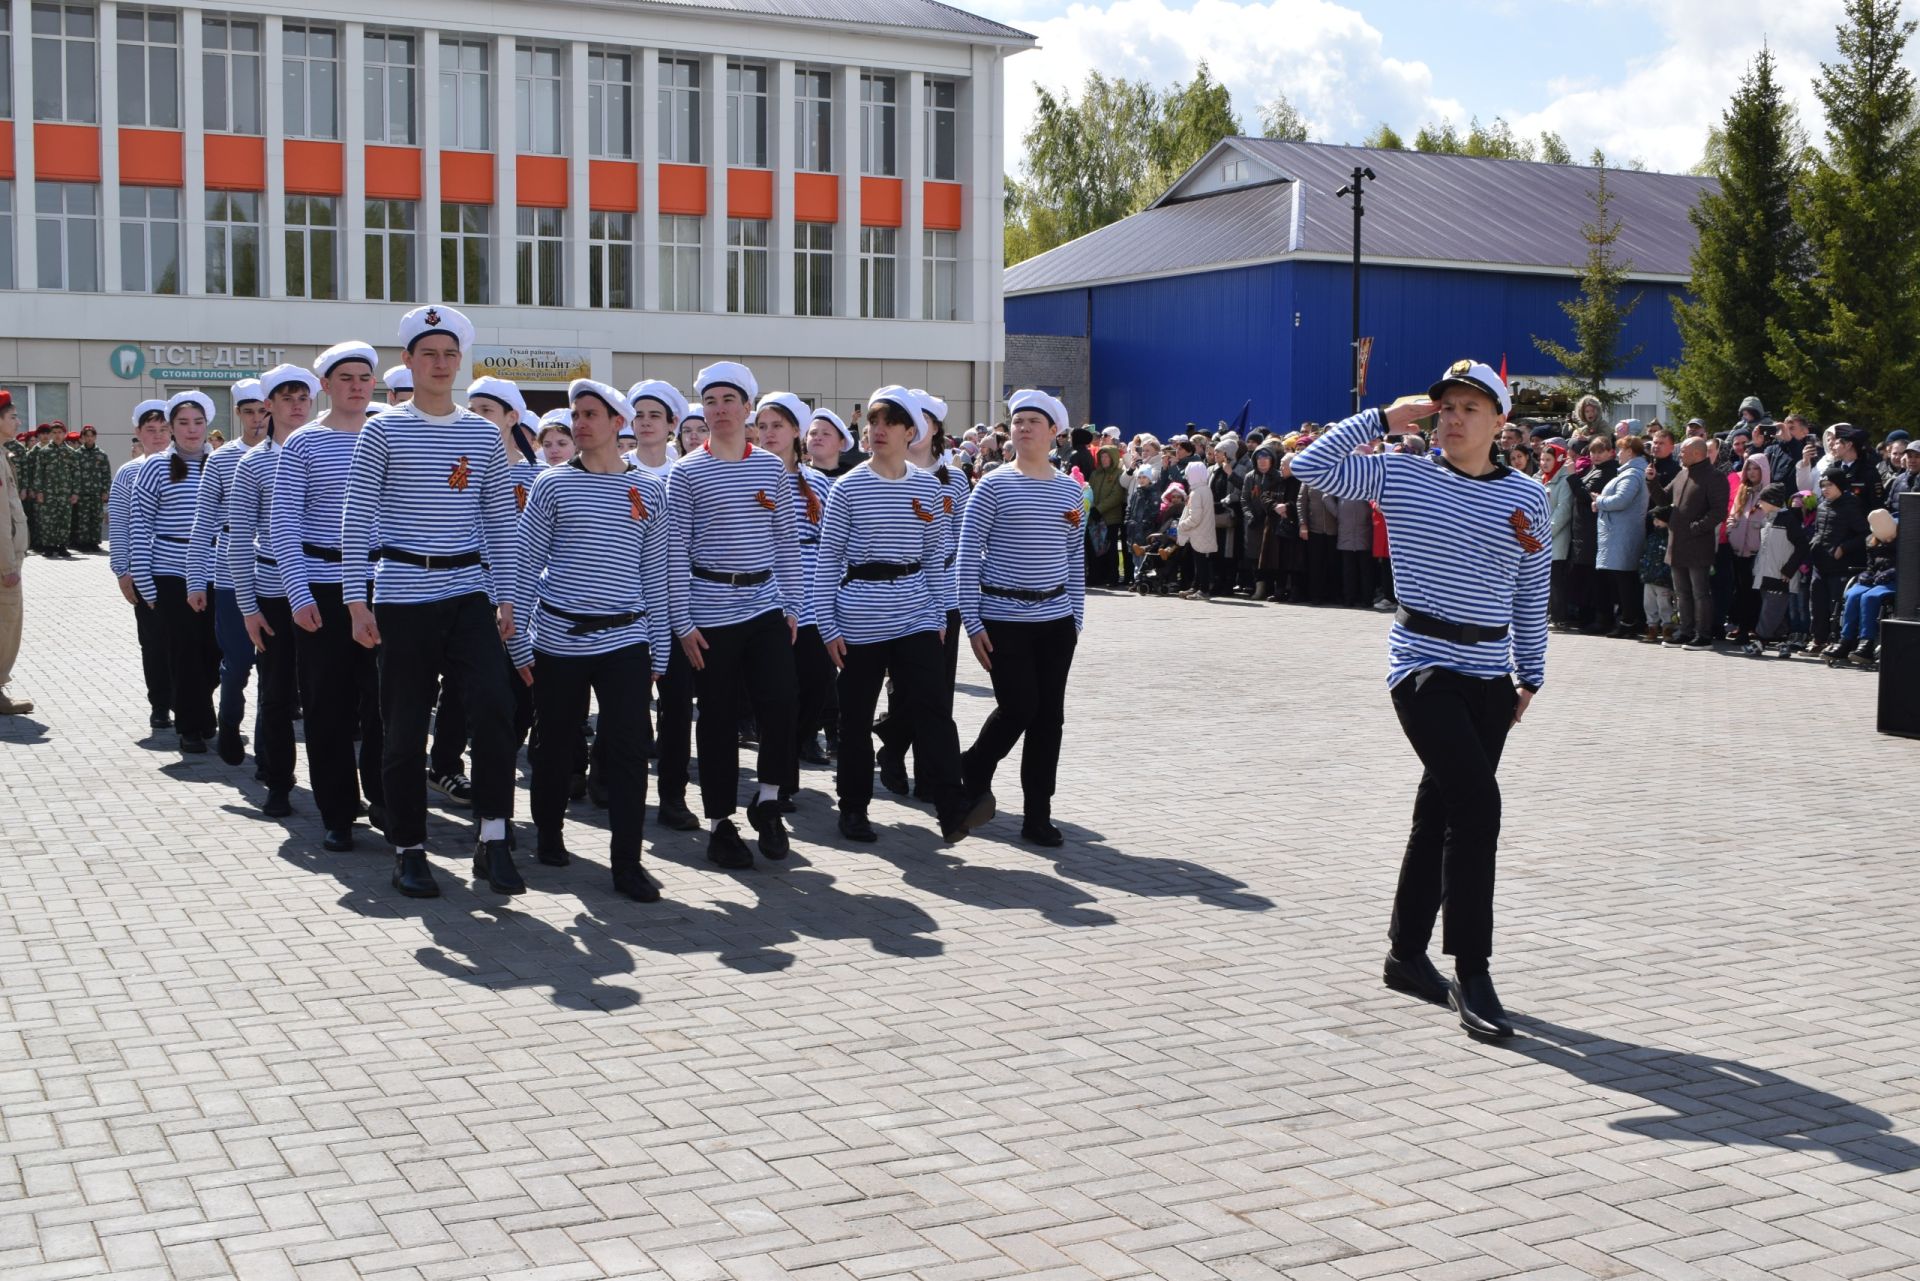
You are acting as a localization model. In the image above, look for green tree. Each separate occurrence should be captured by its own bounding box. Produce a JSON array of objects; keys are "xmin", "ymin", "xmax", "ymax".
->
[
  {"xmin": 1259, "ymin": 93, "xmax": 1309, "ymax": 142},
  {"xmin": 1146, "ymin": 61, "xmax": 1241, "ymax": 200},
  {"xmin": 1660, "ymin": 47, "xmax": 1808, "ymax": 425},
  {"xmin": 1768, "ymin": 0, "xmax": 1920, "ymax": 431},
  {"xmin": 1363, "ymin": 123, "xmax": 1404, "ymax": 149},
  {"xmin": 1413, "ymin": 120, "xmax": 1462, "ymax": 153},
  {"xmin": 1006, "ymin": 72, "xmax": 1160, "ymax": 265},
  {"xmin": 1533, "ymin": 163, "xmax": 1645, "ymax": 407},
  {"xmin": 1463, "ymin": 117, "xmax": 1535, "ymax": 159},
  {"xmin": 1539, "ymin": 131, "xmax": 1572, "ymax": 164}
]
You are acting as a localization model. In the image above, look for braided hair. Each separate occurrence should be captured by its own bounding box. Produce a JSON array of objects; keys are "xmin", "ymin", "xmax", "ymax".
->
[{"xmin": 764, "ymin": 403, "xmax": 819, "ymax": 522}]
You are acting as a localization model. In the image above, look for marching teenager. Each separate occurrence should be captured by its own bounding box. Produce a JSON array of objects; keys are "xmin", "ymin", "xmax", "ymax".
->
[
  {"xmin": 271, "ymin": 342, "xmax": 387, "ymax": 852},
  {"xmin": 512, "ymin": 379, "xmax": 673, "ymax": 902},
  {"xmin": 624, "ymin": 380, "xmax": 682, "ymax": 486},
  {"xmin": 955, "ymin": 390, "xmax": 1087, "ymax": 848},
  {"xmin": 129, "ymin": 392, "xmax": 222, "ymax": 756},
  {"xmin": 231, "ymin": 364, "xmax": 319, "ymax": 819},
  {"xmin": 382, "ymin": 365, "xmax": 413, "ymax": 407},
  {"xmin": 674, "ymin": 406, "xmax": 708, "ymax": 460},
  {"xmin": 664, "ymin": 361, "xmax": 802, "ymax": 868},
  {"xmin": 807, "ymin": 408, "xmax": 856, "ymax": 756},
  {"xmin": 1290, "ymin": 361, "xmax": 1550, "ymax": 1041},
  {"xmin": 187, "ymin": 379, "xmax": 271, "ymax": 765},
  {"xmin": 341, "ymin": 305, "xmax": 522, "ymax": 901},
  {"xmin": 113, "ymin": 400, "xmax": 174, "ymax": 730},
  {"xmin": 537, "ymin": 416, "xmax": 576, "ymax": 466},
  {"xmin": 624, "ymin": 380, "xmax": 699, "ymax": 832},
  {"xmin": 814, "ymin": 387, "xmax": 975, "ymax": 843},
  {"xmin": 463, "ymin": 376, "xmax": 539, "ymax": 751},
  {"xmin": 754, "ymin": 392, "xmax": 836, "ymax": 788}
]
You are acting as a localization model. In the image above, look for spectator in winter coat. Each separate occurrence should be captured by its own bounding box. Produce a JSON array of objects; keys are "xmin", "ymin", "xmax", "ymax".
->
[
  {"xmin": 1746, "ymin": 483, "xmax": 1806, "ymax": 656},
  {"xmin": 1241, "ymin": 445, "xmax": 1285, "ymax": 600},
  {"xmin": 1650, "ymin": 435, "xmax": 1729, "ymax": 649},
  {"xmin": 1594, "ymin": 435, "xmax": 1649, "ymax": 636},
  {"xmin": 1825, "ymin": 425, "xmax": 1883, "ymax": 511},
  {"xmin": 1808, "ymin": 472, "xmax": 1869, "ymax": 647},
  {"xmin": 1336, "ymin": 468, "xmax": 1374, "ymax": 607},
  {"xmin": 1830, "ymin": 507, "xmax": 1899, "ymax": 664},
  {"xmin": 1888, "ymin": 440, "xmax": 1920, "ymax": 504},
  {"xmin": 1087, "ymin": 444, "xmax": 1126, "ymax": 586},
  {"xmin": 1176, "ymin": 459, "xmax": 1217, "ymax": 599},
  {"xmin": 1298, "ymin": 476, "xmax": 1340, "ymax": 603},
  {"xmin": 1721, "ymin": 454, "xmax": 1772, "ymax": 643}
]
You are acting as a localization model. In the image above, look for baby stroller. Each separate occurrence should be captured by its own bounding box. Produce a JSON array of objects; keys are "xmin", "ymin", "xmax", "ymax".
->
[{"xmin": 1133, "ymin": 531, "xmax": 1180, "ymax": 595}]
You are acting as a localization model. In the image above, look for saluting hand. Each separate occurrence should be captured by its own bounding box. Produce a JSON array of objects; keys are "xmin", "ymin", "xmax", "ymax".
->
[{"xmin": 1384, "ymin": 400, "xmax": 1441, "ymax": 432}]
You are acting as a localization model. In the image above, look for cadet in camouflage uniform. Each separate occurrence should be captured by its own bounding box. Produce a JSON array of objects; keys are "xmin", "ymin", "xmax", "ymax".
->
[
  {"xmin": 69, "ymin": 425, "xmax": 112, "ymax": 551},
  {"xmin": 19, "ymin": 425, "xmax": 48, "ymax": 551},
  {"xmin": 35, "ymin": 428, "xmax": 78, "ymax": 558}
]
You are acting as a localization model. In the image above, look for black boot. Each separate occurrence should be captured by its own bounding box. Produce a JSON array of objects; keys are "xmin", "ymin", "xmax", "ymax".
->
[
  {"xmin": 536, "ymin": 828, "xmax": 571, "ymax": 867},
  {"xmin": 876, "ymin": 743, "xmax": 910, "ymax": 796},
  {"xmin": 1382, "ymin": 951, "xmax": 1452, "ymax": 1005},
  {"xmin": 1851, "ymin": 639, "xmax": 1878, "ymax": 666},
  {"xmin": 706, "ymin": 819, "xmax": 753, "ymax": 869},
  {"xmin": 216, "ymin": 725, "xmax": 246, "ymax": 766},
  {"xmin": 149, "ymin": 709, "xmax": 172, "ymax": 730},
  {"xmin": 179, "ymin": 734, "xmax": 208, "ymax": 755},
  {"xmin": 262, "ymin": 788, "xmax": 293, "ymax": 818},
  {"xmin": 1826, "ymin": 637, "xmax": 1857, "ymax": 666},
  {"xmin": 657, "ymin": 795, "xmax": 700, "ymax": 831},
  {"xmin": 1020, "ymin": 816, "xmax": 1063, "ymax": 847},
  {"xmin": 746, "ymin": 799, "xmax": 790, "ymax": 860},
  {"xmin": 838, "ymin": 809, "xmax": 878, "ymax": 842},
  {"xmin": 1449, "ymin": 971, "xmax": 1514, "ymax": 1038},
  {"xmin": 796, "ymin": 734, "xmax": 831, "ymax": 766},
  {"xmin": 612, "ymin": 864, "xmax": 661, "ymax": 902},
  {"xmin": 323, "ymin": 828, "xmax": 355, "ymax": 852},
  {"xmin": 392, "ymin": 850, "xmax": 439, "ymax": 897},
  {"xmin": 472, "ymin": 836, "xmax": 527, "ymax": 895}
]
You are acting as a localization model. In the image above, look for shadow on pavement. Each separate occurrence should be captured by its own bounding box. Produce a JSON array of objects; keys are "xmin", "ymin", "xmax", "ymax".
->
[{"xmin": 866, "ymin": 823, "xmax": 1117, "ymax": 928}]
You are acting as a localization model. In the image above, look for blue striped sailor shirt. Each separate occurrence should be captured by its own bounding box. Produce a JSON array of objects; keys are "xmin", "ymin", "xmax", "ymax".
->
[
  {"xmin": 228, "ymin": 440, "xmax": 283, "ymax": 616},
  {"xmin": 271, "ymin": 423, "xmax": 366, "ymax": 612},
  {"xmin": 811, "ymin": 462, "xmax": 953, "ymax": 646},
  {"xmin": 955, "ymin": 465, "xmax": 1087, "ymax": 636},
  {"xmin": 128, "ymin": 447, "xmax": 209, "ymax": 603},
  {"xmin": 664, "ymin": 443, "xmax": 802, "ymax": 636},
  {"xmin": 107, "ymin": 457, "xmax": 142, "ymax": 577},
  {"xmin": 187, "ymin": 438, "xmax": 248, "ymax": 592}
]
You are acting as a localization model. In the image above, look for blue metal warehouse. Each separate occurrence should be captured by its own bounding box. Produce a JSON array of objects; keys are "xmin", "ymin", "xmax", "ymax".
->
[{"xmin": 1003, "ymin": 138, "xmax": 1716, "ymax": 432}]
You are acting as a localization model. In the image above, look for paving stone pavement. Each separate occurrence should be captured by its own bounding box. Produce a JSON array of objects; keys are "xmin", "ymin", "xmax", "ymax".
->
[{"xmin": 2, "ymin": 553, "xmax": 1918, "ymax": 1281}]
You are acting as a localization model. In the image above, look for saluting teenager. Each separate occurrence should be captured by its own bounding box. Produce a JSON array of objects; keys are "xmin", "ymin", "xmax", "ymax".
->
[
  {"xmin": 187, "ymin": 379, "xmax": 271, "ymax": 765},
  {"xmin": 955, "ymin": 390, "xmax": 1087, "ymax": 848},
  {"xmin": 341, "ymin": 306, "xmax": 522, "ymax": 901},
  {"xmin": 271, "ymin": 341, "xmax": 388, "ymax": 852},
  {"xmin": 128, "ymin": 392, "xmax": 223, "ymax": 756},
  {"xmin": 512, "ymin": 379, "xmax": 673, "ymax": 902},
  {"xmin": 1290, "ymin": 361, "xmax": 1549, "ymax": 1041},
  {"xmin": 814, "ymin": 387, "xmax": 978, "ymax": 844},
  {"xmin": 113, "ymin": 400, "xmax": 174, "ymax": 731},
  {"xmin": 754, "ymin": 392, "xmax": 836, "ymax": 796},
  {"xmin": 664, "ymin": 361, "xmax": 802, "ymax": 869}
]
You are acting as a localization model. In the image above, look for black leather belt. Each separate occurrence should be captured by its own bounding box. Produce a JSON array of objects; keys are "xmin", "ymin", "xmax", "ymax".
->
[
  {"xmin": 943, "ymin": 553, "xmax": 956, "ymax": 569},
  {"xmin": 257, "ymin": 554, "xmax": 278, "ymax": 567},
  {"xmin": 843, "ymin": 560, "xmax": 922, "ymax": 583},
  {"xmin": 302, "ymin": 542, "xmax": 342, "ymax": 562},
  {"xmin": 376, "ymin": 546, "xmax": 483, "ymax": 570},
  {"xmin": 542, "ymin": 602, "xmax": 646, "ymax": 635},
  {"xmin": 156, "ymin": 533, "xmax": 189, "ymax": 544},
  {"xmin": 798, "ymin": 538, "xmax": 819, "ymax": 547},
  {"xmin": 1395, "ymin": 605, "xmax": 1508, "ymax": 645},
  {"xmin": 981, "ymin": 583, "xmax": 1065, "ymax": 602},
  {"xmin": 692, "ymin": 566, "xmax": 770, "ymax": 586}
]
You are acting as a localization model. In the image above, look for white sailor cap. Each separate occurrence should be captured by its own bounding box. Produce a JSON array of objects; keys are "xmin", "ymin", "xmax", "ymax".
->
[
  {"xmin": 626, "ymin": 379, "xmax": 688, "ymax": 423},
  {"xmin": 465, "ymin": 376, "xmax": 526, "ymax": 415},
  {"xmin": 131, "ymin": 398, "xmax": 169, "ymax": 426},
  {"xmin": 1007, "ymin": 388, "xmax": 1070, "ymax": 430},
  {"xmin": 755, "ymin": 392, "xmax": 812, "ymax": 430},
  {"xmin": 537, "ymin": 408, "xmax": 574, "ymax": 434},
  {"xmin": 617, "ymin": 423, "xmax": 636, "ymax": 440},
  {"xmin": 909, "ymin": 388, "xmax": 949, "ymax": 425},
  {"xmin": 694, "ymin": 360, "xmax": 758, "ymax": 403},
  {"xmin": 383, "ymin": 365, "xmax": 413, "ymax": 392},
  {"xmin": 232, "ymin": 378, "xmax": 265, "ymax": 406},
  {"xmin": 1427, "ymin": 358, "xmax": 1512, "ymax": 416},
  {"xmin": 261, "ymin": 362, "xmax": 323, "ymax": 400},
  {"xmin": 570, "ymin": 378, "xmax": 634, "ymax": 422},
  {"xmin": 314, "ymin": 341, "xmax": 379, "ymax": 379},
  {"xmin": 811, "ymin": 407, "xmax": 855, "ymax": 451},
  {"xmin": 398, "ymin": 303, "xmax": 475, "ymax": 352},
  {"xmin": 868, "ymin": 385, "xmax": 930, "ymax": 445},
  {"xmin": 165, "ymin": 390, "xmax": 217, "ymax": 426},
  {"xmin": 682, "ymin": 403, "xmax": 706, "ymax": 423}
]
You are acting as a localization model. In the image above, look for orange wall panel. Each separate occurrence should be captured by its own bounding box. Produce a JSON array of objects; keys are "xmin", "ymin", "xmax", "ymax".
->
[
  {"xmin": 794, "ymin": 172, "xmax": 838, "ymax": 223},
  {"xmin": 284, "ymin": 140, "xmax": 344, "ymax": 195},
  {"xmin": 589, "ymin": 160, "xmax": 639, "ymax": 212},
  {"xmin": 440, "ymin": 151, "xmax": 495, "ymax": 205},
  {"xmin": 364, "ymin": 145, "xmax": 421, "ymax": 201},
  {"xmin": 860, "ymin": 176, "xmax": 903, "ymax": 228},
  {"xmin": 119, "ymin": 129, "xmax": 183, "ymax": 186},
  {"xmin": 658, "ymin": 163, "xmax": 707, "ymax": 216},
  {"xmin": 0, "ymin": 126, "xmax": 17, "ymax": 181},
  {"xmin": 205, "ymin": 133, "xmax": 266, "ymax": 190},
  {"xmin": 516, "ymin": 155, "xmax": 568, "ymax": 208},
  {"xmin": 727, "ymin": 168, "xmax": 773, "ymax": 220},
  {"xmin": 923, "ymin": 181, "xmax": 964, "ymax": 232},
  {"xmin": 34, "ymin": 124, "xmax": 102, "ymax": 183}
]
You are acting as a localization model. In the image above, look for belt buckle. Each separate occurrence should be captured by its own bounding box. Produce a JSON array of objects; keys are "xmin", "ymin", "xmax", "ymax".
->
[{"xmin": 1459, "ymin": 623, "xmax": 1483, "ymax": 645}]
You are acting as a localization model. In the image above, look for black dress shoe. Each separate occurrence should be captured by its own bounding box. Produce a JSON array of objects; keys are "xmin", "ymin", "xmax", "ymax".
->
[
  {"xmin": 746, "ymin": 800, "xmax": 790, "ymax": 860},
  {"xmin": 1450, "ymin": 971, "xmax": 1514, "ymax": 1038},
  {"xmin": 657, "ymin": 797, "xmax": 700, "ymax": 831},
  {"xmin": 179, "ymin": 735, "xmax": 208, "ymax": 754},
  {"xmin": 938, "ymin": 802, "xmax": 973, "ymax": 844},
  {"xmin": 536, "ymin": 829, "xmax": 572, "ymax": 867},
  {"xmin": 613, "ymin": 866, "xmax": 662, "ymax": 902},
  {"xmin": 1382, "ymin": 951, "xmax": 1452, "ymax": 1005},
  {"xmin": 323, "ymin": 828, "xmax": 355, "ymax": 852},
  {"xmin": 217, "ymin": 730, "xmax": 246, "ymax": 766},
  {"xmin": 774, "ymin": 791, "xmax": 798, "ymax": 814},
  {"xmin": 149, "ymin": 710, "xmax": 172, "ymax": 730},
  {"xmin": 707, "ymin": 819, "xmax": 754, "ymax": 869},
  {"xmin": 472, "ymin": 837, "xmax": 527, "ymax": 895},
  {"xmin": 796, "ymin": 736, "xmax": 831, "ymax": 766},
  {"xmin": 838, "ymin": 810, "xmax": 878, "ymax": 842},
  {"xmin": 262, "ymin": 789, "xmax": 293, "ymax": 818},
  {"xmin": 876, "ymin": 744, "xmax": 910, "ymax": 796},
  {"xmin": 392, "ymin": 850, "xmax": 440, "ymax": 898},
  {"xmin": 1020, "ymin": 818, "xmax": 1064, "ymax": 848},
  {"xmin": 961, "ymin": 790, "xmax": 996, "ymax": 833}
]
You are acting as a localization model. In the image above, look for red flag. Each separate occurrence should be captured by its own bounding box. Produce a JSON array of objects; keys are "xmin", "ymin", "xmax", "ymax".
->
[{"xmin": 1499, "ymin": 354, "xmax": 1508, "ymax": 385}]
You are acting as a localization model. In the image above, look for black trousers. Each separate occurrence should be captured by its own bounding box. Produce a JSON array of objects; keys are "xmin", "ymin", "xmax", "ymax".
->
[
  {"xmin": 531, "ymin": 645, "xmax": 653, "ymax": 869},
  {"xmin": 960, "ymin": 615, "xmax": 1076, "ymax": 821},
  {"xmin": 1388, "ymin": 668, "xmax": 1518, "ymax": 972},
  {"xmin": 134, "ymin": 596, "xmax": 171, "ymax": 717},
  {"xmin": 1340, "ymin": 549, "xmax": 1373, "ymax": 606},
  {"xmin": 429, "ymin": 674, "xmax": 467, "ymax": 778},
  {"xmin": 153, "ymin": 575, "xmax": 220, "ymax": 739},
  {"xmin": 254, "ymin": 596, "xmax": 298, "ymax": 792},
  {"xmin": 375, "ymin": 591, "xmax": 515, "ymax": 847},
  {"xmin": 837, "ymin": 629, "xmax": 961, "ymax": 814},
  {"xmin": 1607, "ymin": 568, "xmax": 1645, "ymax": 629},
  {"xmin": 654, "ymin": 643, "xmax": 694, "ymax": 803},
  {"xmin": 294, "ymin": 582, "xmax": 385, "ymax": 830},
  {"xmin": 874, "ymin": 608, "xmax": 960, "ymax": 769},
  {"xmin": 690, "ymin": 609, "xmax": 796, "ymax": 818},
  {"xmin": 792, "ymin": 623, "xmax": 835, "ymax": 759},
  {"xmin": 1305, "ymin": 536, "xmax": 1338, "ymax": 602}
]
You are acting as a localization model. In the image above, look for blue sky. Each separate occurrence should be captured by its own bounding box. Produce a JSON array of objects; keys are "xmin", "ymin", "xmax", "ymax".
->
[{"xmin": 978, "ymin": 0, "xmax": 1864, "ymax": 176}]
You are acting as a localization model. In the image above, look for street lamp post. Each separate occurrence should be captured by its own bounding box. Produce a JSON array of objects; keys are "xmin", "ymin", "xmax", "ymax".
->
[{"xmin": 1334, "ymin": 165, "xmax": 1375, "ymax": 415}]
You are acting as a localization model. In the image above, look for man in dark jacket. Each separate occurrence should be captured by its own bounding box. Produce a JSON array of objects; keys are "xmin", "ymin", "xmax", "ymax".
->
[
  {"xmin": 1650, "ymin": 436, "xmax": 1729, "ymax": 649},
  {"xmin": 1888, "ymin": 439, "xmax": 1920, "ymax": 505},
  {"xmin": 1576, "ymin": 437, "xmax": 1620, "ymax": 632},
  {"xmin": 1826, "ymin": 425, "xmax": 1883, "ymax": 511},
  {"xmin": 1765, "ymin": 413, "xmax": 1811, "ymax": 497},
  {"xmin": 1809, "ymin": 472, "xmax": 1870, "ymax": 648}
]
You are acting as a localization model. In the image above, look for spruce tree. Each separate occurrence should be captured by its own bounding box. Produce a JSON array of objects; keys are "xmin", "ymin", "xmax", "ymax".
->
[{"xmin": 1533, "ymin": 164, "xmax": 1644, "ymax": 408}]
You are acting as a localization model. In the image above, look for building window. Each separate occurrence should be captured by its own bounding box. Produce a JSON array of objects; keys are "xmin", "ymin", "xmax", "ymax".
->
[
  {"xmin": 516, "ymin": 42, "xmax": 562, "ymax": 155},
  {"xmin": 284, "ymin": 194, "xmax": 337, "ymax": 300},
  {"xmin": 437, "ymin": 37, "xmax": 488, "ymax": 150},
  {"xmin": 119, "ymin": 185, "xmax": 180, "ymax": 293},
  {"xmin": 794, "ymin": 67, "xmax": 832, "ymax": 173},
  {"xmin": 923, "ymin": 229, "xmax": 957, "ymax": 321},
  {"xmin": 860, "ymin": 73, "xmax": 896, "ymax": 177},
  {"xmin": 516, "ymin": 205, "xmax": 562, "ymax": 307},
  {"xmin": 282, "ymin": 22, "xmax": 338, "ymax": 140},
  {"xmin": 726, "ymin": 217, "xmax": 768, "ymax": 315},
  {"xmin": 588, "ymin": 210, "xmax": 632, "ymax": 310},
  {"xmin": 366, "ymin": 198, "xmax": 416, "ymax": 301},
  {"xmin": 727, "ymin": 61, "xmax": 767, "ymax": 167},
  {"xmin": 205, "ymin": 190, "xmax": 262, "ymax": 297},
  {"xmin": 658, "ymin": 56, "xmax": 700, "ymax": 164},
  {"xmin": 32, "ymin": 2, "xmax": 98, "ymax": 123},
  {"xmin": 587, "ymin": 48, "xmax": 630, "ymax": 159},
  {"xmin": 202, "ymin": 17, "xmax": 261, "ymax": 134},
  {"xmin": 363, "ymin": 30, "xmax": 415, "ymax": 145},
  {"xmin": 0, "ymin": 9, "xmax": 11, "ymax": 121},
  {"xmin": 0, "ymin": 382, "xmax": 72, "ymax": 425},
  {"xmin": 35, "ymin": 181, "xmax": 98, "ymax": 291},
  {"xmin": 658, "ymin": 213, "xmax": 702, "ymax": 312},
  {"xmin": 794, "ymin": 221, "xmax": 832, "ymax": 317},
  {"xmin": 0, "ymin": 181, "xmax": 12, "ymax": 290},
  {"xmin": 116, "ymin": 8, "xmax": 179, "ymax": 128},
  {"xmin": 924, "ymin": 79, "xmax": 957, "ymax": 180},
  {"xmin": 859, "ymin": 225, "xmax": 896, "ymax": 318},
  {"xmin": 1222, "ymin": 158, "xmax": 1247, "ymax": 183},
  {"xmin": 441, "ymin": 203, "xmax": 489, "ymax": 305}
]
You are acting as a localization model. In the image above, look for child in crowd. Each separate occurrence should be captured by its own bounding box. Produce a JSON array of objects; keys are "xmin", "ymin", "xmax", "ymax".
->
[
  {"xmin": 1746, "ymin": 483, "xmax": 1807, "ymax": 657},
  {"xmin": 1639, "ymin": 494, "xmax": 1674, "ymax": 642},
  {"xmin": 1786, "ymin": 489, "xmax": 1818, "ymax": 647}
]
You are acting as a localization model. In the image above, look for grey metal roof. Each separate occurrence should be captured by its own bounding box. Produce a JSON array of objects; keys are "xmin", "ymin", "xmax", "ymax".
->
[
  {"xmin": 1005, "ymin": 138, "xmax": 1716, "ymax": 294},
  {"xmin": 615, "ymin": 0, "xmax": 1033, "ymax": 41}
]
